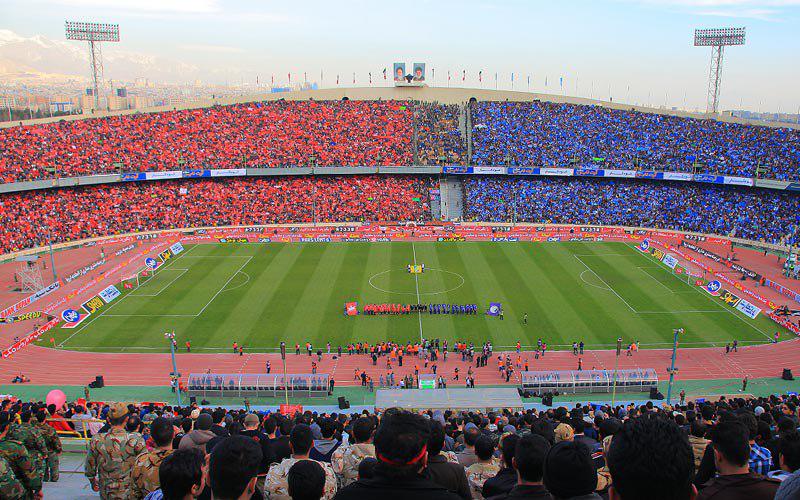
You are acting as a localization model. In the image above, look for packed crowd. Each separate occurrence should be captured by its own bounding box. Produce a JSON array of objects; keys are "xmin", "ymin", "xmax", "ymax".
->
[
  {"xmin": 464, "ymin": 177, "xmax": 800, "ymax": 246},
  {"xmin": 416, "ymin": 103, "xmax": 467, "ymax": 166},
  {"xmin": 0, "ymin": 176, "xmax": 433, "ymax": 254},
  {"xmin": 2, "ymin": 391, "xmax": 798, "ymax": 499},
  {"xmin": 470, "ymin": 101, "xmax": 800, "ymax": 180},
  {"xmin": 0, "ymin": 100, "xmax": 466, "ymax": 183},
  {"xmin": 3, "ymin": 98, "xmax": 799, "ymax": 184}
]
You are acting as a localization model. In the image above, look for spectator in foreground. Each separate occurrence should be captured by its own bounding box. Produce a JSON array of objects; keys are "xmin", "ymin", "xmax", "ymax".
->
[
  {"xmin": 739, "ymin": 413, "xmax": 773, "ymax": 476},
  {"xmin": 144, "ymin": 448, "xmax": 206, "ymax": 500},
  {"xmin": 333, "ymin": 409, "xmax": 461, "ymax": 500},
  {"xmin": 266, "ymin": 424, "xmax": 337, "ymax": 500},
  {"xmin": 543, "ymin": 441, "xmax": 600, "ymax": 500},
  {"xmin": 85, "ymin": 403, "xmax": 146, "ymax": 498},
  {"xmin": 688, "ymin": 420, "xmax": 709, "ymax": 472},
  {"xmin": 466, "ymin": 435, "xmax": 499, "ymax": 499},
  {"xmin": 425, "ymin": 420, "xmax": 471, "ymax": 499},
  {"xmin": 456, "ymin": 427, "xmax": 481, "ymax": 467},
  {"xmin": 772, "ymin": 432, "xmax": 800, "ymax": 484},
  {"xmin": 482, "ymin": 434, "xmax": 520, "ymax": 498},
  {"xmin": 289, "ymin": 459, "xmax": 326, "ymax": 500},
  {"xmin": 332, "ymin": 416, "xmax": 376, "ymax": 487},
  {"xmin": 777, "ymin": 438, "xmax": 800, "ymax": 500},
  {"xmin": 491, "ymin": 432, "xmax": 552, "ymax": 500},
  {"xmin": 310, "ymin": 418, "xmax": 341, "ymax": 463},
  {"xmin": 209, "ymin": 435, "xmax": 262, "ymax": 500},
  {"xmin": 606, "ymin": 416, "xmax": 695, "ymax": 500},
  {"xmin": 697, "ymin": 420, "xmax": 780, "ymax": 500},
  {"xmin": 132, "ymin": 417, "xmax": 175, "ymax": 499},
  {"xmin": 179, "ymin": 413, "xmax": 215, "ymax": 454}
]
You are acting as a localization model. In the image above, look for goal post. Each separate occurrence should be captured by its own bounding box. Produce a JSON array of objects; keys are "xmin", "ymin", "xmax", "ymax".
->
[{"xmin": 120, "ymin": 267, "xmax": 156, "ymax": 291}]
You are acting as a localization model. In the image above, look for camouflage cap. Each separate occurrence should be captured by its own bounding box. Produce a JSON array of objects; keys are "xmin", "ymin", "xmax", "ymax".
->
[{"xmin": 108, "ymin": 402, "xmax": 130, "ymax": 420}]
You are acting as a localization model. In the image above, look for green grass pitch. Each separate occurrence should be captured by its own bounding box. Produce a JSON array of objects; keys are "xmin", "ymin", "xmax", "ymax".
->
[{"xmin": 45, "ymin": 241, "xmax": 781, "ymax": 352}]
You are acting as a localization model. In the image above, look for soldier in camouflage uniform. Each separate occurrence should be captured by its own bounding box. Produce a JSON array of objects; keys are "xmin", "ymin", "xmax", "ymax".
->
[
  {"xmin": 131, "ymin": 417, "xmax": 174, "ymax": 499},
  {"xmin": 0, "ymin": 412, "xmax": 41, "ymax": 499},
  {"xmin": 265, "ymin": 424, "xmax": 337, "ymax": 500},
  {"xmin": 331, "ymin": 417, "xmax": 376, "ymax": 488},
  {"xmin": 0, "ymin": 455, "xmax": 26, "ymax": 500},
  {"xmin": 85, "ymin": 403, "xmax": 146, "ymax": 500},
  {"xmin": 34, "ymin": 410, "xmax": 61, "ymax": 482},
  {"xmin": 7, "ymin": 411, "xmax": 48, "ymax": 486}
]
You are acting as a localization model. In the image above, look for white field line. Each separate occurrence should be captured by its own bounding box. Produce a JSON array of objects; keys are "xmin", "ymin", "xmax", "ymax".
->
[
  {"xmin": 626, "ymin": 244, "xmax": 774, "ymax": 342},
  {"xmin": 194, "ymin": 256, "xmax": 253, "ymax": 317},
  {"xmin": 636, "ymin": 266, "xmax": 675, "ymax": 294},
  {"xmin": 412, "ymin": 242, "xmax": 424, "ymax": 342},
  {"xmin": 58, "ymin": 244, "xmax": 197, "ymax": 346},
  {"xmin": 129, "ymin": 269, "xmax": 188, "ymax": 297},
  {"xmin": 573, "ymin": 254, "xmax": 637, "ymax": 312}
]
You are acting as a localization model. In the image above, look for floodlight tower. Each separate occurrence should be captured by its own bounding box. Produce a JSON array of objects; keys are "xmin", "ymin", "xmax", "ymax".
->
[
  {"xmin": 65, "ymin": 21, "xmax": 120, "ymax": 109},
  {"xmin": 693, "ymin": 27, "xmax": 746, "ymax": 114}
]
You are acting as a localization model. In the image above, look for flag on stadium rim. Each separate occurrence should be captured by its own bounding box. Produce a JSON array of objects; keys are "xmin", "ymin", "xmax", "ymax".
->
[
  {"xmin": 383, "ymin": 68, "xmax": 387, "ymax": 80},
  {"xmin": 487, "ymin": 302, "xmax": 502, "ymax": 316},
  {"xmin": 479, "ymin": 70, "xmax": 482, "ymax": 82},
  {"xmin": 462, "ymin": 70, "xmax": 465, "ymax": 81}
]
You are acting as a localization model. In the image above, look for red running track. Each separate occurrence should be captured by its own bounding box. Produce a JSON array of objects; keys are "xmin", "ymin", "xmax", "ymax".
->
[{"xmin": 1, "ymin": 339, "xmax": 798, "ymax": 387}]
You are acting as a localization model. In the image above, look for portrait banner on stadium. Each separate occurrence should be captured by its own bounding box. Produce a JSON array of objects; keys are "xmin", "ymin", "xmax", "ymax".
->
[
  {"xmin": 393, "ymin": 63, "xmax": 406, "ymax": 81},
  {"xmin": 412, "ymin": 63, "xmax": 426, "ymax": 81}
]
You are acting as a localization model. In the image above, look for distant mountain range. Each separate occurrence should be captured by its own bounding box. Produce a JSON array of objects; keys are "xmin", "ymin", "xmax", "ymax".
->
[{"xmin": 0, "ymin": 29, "xmax": 204, "ymax": 85}]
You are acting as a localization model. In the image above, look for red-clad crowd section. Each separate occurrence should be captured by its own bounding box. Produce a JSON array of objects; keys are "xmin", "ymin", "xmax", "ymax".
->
[
  {"xmin": 0, "ymin": 176, "xmax": 433, "ymax": 254},
  {"xmin": 0, "ymin": 100, "xmax": 417, "ymax": 182}
]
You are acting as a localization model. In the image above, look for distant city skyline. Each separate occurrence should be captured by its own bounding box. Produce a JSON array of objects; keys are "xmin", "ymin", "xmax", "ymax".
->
[{"xmin": 1, "ymin": 0, "xmax": 799, "ymax": 113}]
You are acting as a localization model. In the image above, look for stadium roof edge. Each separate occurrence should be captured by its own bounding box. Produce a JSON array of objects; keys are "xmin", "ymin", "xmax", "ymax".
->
[{"xmin": 1, "ymin": 86, "xmax": 797, "ymax": 131}]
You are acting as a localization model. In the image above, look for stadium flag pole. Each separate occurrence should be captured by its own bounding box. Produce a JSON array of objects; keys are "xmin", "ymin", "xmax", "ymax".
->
[
  {"xmin": 611, "ymin": 337, "xmax": 621, "ymax": 408},
  {"xmin": 47, "ymin": 227, "xmax": 58, "ymax": 281},
  {"xmin": 666, "ymin": 328, "xmax": 683, "ymax": 405},
  {"xmin": 280, "ymin": 342, "xmax": 288, "ymax": 406},
  {"xmin": 166, "ymin": 330, "xmax": 182, "ymax": 406}
]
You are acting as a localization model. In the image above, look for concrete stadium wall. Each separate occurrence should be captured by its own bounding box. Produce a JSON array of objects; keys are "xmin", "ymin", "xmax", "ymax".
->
[{"xmin": 2, "ymin": 86, "xmax": 798, "ymax": 131}]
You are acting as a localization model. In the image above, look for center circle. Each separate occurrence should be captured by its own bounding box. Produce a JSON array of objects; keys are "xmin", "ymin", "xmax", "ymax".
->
[{"xmin": 368, "ymin": 268, "xmax": 466, "ymax": 296}]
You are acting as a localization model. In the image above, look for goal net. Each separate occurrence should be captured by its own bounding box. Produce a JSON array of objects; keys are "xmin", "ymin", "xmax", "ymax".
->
[{"xmin": 120, "ymin": 267, "xmax": 156, "ymax": 291}]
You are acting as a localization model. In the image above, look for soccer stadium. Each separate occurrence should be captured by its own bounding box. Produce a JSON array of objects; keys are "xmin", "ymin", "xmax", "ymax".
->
[{"xmin": 1, "ymin": 2, "xmax": 800, "ymax": 499}]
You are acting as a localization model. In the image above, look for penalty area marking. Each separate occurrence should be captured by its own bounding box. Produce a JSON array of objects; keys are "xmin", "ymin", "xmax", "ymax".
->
[
  {"xmin": 368, "ymin": 268, "xmax": 466, "ymax": 296},
  {"xmin": 129, "ymin": 268, "xmax": 189, "ymax": 297}
]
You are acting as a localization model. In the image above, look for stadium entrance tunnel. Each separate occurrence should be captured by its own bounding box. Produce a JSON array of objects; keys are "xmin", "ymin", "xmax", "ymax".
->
[{"xmin": 368, "ymin": 268, "xmax": 465, "ymax": 296}]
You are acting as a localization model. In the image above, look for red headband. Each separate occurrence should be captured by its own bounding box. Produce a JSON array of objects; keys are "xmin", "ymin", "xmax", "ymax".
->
[{"xmin": 376, "ymin": 445, "xmax": 427, "ymax": 467}]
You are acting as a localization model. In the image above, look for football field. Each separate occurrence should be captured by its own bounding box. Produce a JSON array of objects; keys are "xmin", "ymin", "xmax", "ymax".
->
[{"xmin": 45, "ymin": 241, "xmax": 782, "ymax": 352}]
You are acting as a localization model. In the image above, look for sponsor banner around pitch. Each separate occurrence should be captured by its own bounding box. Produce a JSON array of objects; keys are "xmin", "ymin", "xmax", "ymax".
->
[
  {"xmin": 735, "ymin": 298, "xmax": 761, "ymax": 319},
  {"xmin": 98, "ymin": 285, "xmax": 121, "ymax": 304},
  {"xmin": 662, "ymin": 254, "xmax": 679, "ymax": 269},
  {"xmin": 1, "ymin": 318, "xmax": 59, "ymax": 358},
  {"xmin": 0, "ymin": 311, "xmax": 43, "ymax": 324},
  {"xmin": 0, "ymin": 281, "xmax": 61, "ymax": 318}
]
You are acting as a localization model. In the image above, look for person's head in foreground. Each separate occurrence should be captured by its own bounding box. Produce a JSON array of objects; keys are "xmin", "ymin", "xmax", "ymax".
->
[
  {"xmin": 373, "ymin": 409, "xmax": 431, "ymax": 478},
  {"xmin": 514, "ymin": 433, "xmax": 551, "ymax": 485},
  {"xmin": 607, "ymin": 416, "xmax": 696, "ymax": 500},
  {"xmin": 158, "ymin": 448, "xmax": 207, "ymax": 500},
  {"xmin": 710, "ymin": 420, "xmax": 751, "ymax": 475},
  {"xmin": 209, "ymin": 435, "xmax": 263, "ymax": 500},
  {"xmin": 543, "ymin": 440, "xmax": 597, "ymax": 500},
  {"xmin": 288, "ymin": 459, "xmax": 326, "ymax": 500}
]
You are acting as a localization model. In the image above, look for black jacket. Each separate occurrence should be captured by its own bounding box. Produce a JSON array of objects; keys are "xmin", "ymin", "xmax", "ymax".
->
[
  {"xmin": 424, "ymin": 454, "xmax": 471, "ymax": 500},
  {"xmin": 483, "ymin": 467, "xmax": 518, "ymax": 498},
  {"xmin": 334, "ymin": 473, "xmax": 463, "ymax": 500},
  {"xmin": 487, "ymin": 484, "xmax": 553, "ymax": 499}
]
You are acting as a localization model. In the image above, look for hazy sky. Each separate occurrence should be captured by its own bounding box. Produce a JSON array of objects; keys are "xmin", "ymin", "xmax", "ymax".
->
[{"xmin": 2, "ymin": 0, "xmax": 799, "ymax": 113}]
